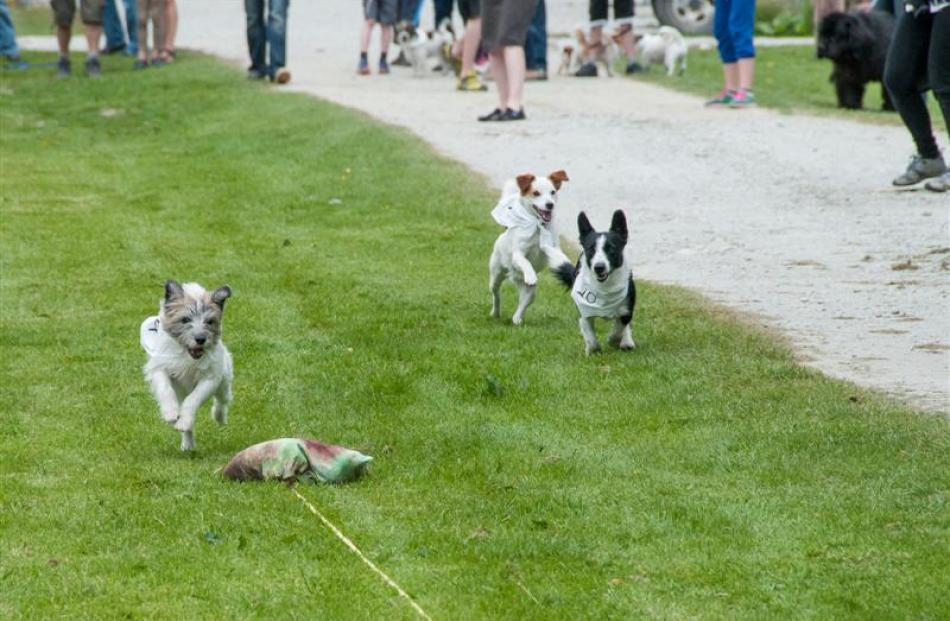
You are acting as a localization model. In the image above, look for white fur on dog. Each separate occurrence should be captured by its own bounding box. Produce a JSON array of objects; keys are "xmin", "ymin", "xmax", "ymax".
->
[
  {"xmin": 141, "ymin": 282, "xmax": 233, "ymax": 451},
  {"xmin": 636, "ymin": 26, "xmax": 687, "ymax": 76},
  {"xmin": 489, "ymin": 173, "xmax": 571, "ymax": 325}
]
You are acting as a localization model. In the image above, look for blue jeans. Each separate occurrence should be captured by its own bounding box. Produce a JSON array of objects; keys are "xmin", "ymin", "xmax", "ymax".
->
[
  {"xmin": 246, "ymin": 0, "xmax": 289, "ymax": 76},
  {"xmin": 714, "ymin": 0, "xmax": 755, "ymax": 63},
  {"xmin": 399, "ymin": 0, "xmax": 422, "ymax": 25},
  {"xmin": 0, "ymin": 0, "xmax": 20, "ymax": 58},
  {"xmin": 433, "ymin": 0, "xmax": 452, "ymax": 28},
  {"xmin": 525, "ymin": 0, "xmax": 546, "ymax": 71},
  {"xmin": 103, "ymin": 0, "xmax": 138, "ymax": 53}
]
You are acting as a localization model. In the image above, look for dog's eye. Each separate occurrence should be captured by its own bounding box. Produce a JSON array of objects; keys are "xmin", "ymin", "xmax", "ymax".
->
[
  {"xmin": 532, "ymin": 191, "xmax": 541, "ymax": 197},
  {"xmin": 181, "ymin": 317, "xmax": 191, "ymax": 324},
  {"xmin": 206, "ymin": 318, "xmax": 217, "ymax": 325}
]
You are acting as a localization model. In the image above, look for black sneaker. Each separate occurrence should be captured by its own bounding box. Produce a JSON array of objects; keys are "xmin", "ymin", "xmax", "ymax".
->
[
  {"xmin": 625, "ymin": 61, "xmax": 644, "ymax": 74},
  {"xmin": 247, "ymin": 67, "xmax": 267, "ymax": 80},
  {"xmin": 575, "ymin": 62, "xmax": 597, "ymax": 77},
  {"xmin": 85, "ymin": 56, "xmax": 102, "ymax": 77},
  {"xmin": 56, "ymin": 56, "xmax": 71, "ymax": 78},
  {"xmin": 478, "ymin": 108, "xmax": 505, "ymax": 122},
  {"xmin": 499, "ymin": 108, "xmax": 526, "ymax": 121},
  {"xmin": 102, "ymin": 43, "xmax": 126, "ymax": 55}
]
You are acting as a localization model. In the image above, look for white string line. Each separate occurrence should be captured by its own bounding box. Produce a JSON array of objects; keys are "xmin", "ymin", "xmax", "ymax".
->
[{"xmin": 290, "ymin": 486, "xmax": 434, "ymax": 621}]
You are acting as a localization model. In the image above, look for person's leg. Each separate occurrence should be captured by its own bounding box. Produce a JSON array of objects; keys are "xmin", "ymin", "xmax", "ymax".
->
[
  {"xmin": 52, "ymin": 0, "xmax": 75, "ymax": 57},
  {"xmin": 461, "ymin": 17, "xmax": 481, "ymax": 74},
  {"xmin": 360, "ymin": 19, "xmax": 374, "ymax": 53},
  {"xmin": 102, "ymin": 0, "xmax": 126, "ymax": 52},
  {"xmin": 884, "ymin": 11, "xmax": 937, "ymax": 158},
  {"xmin": 163, "ymin": 0, "xmax": 176, "ymax": 56},
  {"xmin": 80, "ymin": 0, "xmax": 104, "ymax": 57},
  {"xmin": 266, "ymin": 0, "xmax": 289, "ymax": 76},
  {"xmin": 123, "ymin": 0, "xmax": 137, "ymax": 54},
  {"xmin": 928, "ymin": 10, "xmax": 950, "ymax": 144},
  {"xmin": 728, "ymin": 0, "xmax": 755, "ymax": 92},
  {"xmin": 614, "ymin": 0, "xmax": 636, "ymax": 60},
  {"xmin": 150, "ymin": 0, "xmax": 166, "ymax": 62},
  {"xmin": 503, "ymin": 44, "xmax": 525, "ymax": 110},
  {"xmin": 923, "ymin": 9, "xmax": 950, "ymax": 191},
  {"xmin": 490, "ymin": 49, "xmax": 509, "ymax": 108},
  {"xmin": 0, "ymin": 0, "xmax": 20, "ymax": 59},
  {"xmin": 433, "ymin": 0, "xmax": 453, "ymax": 28},
  {"xmin": 710, "ymin": 0, "xmax": 737, "ymax": 98},
  {"xmin": 135, "ymin": 0, "xmax": 148, "ymax": 61},
  {"xmin": 524, "ymin": 0, "xmax": 546, "ymax": 73},
  {"xmin": 245, "ymin": 0, "xmax": 266, "ymax": 73}
]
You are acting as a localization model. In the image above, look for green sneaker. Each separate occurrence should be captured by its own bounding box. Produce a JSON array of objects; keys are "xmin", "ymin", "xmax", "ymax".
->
[
  {"xmin": 705, "ymin": 88, "xmax": 734, "ymax": 107},
  {"xmin": 730, "ymin": 89, "xmax": 757, "ymax": 108}
]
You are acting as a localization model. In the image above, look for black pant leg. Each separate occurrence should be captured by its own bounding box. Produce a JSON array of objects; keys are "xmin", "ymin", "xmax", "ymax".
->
[{"xmin": 884, "ymin": 10, "xmax": 939, "ymax": 158}]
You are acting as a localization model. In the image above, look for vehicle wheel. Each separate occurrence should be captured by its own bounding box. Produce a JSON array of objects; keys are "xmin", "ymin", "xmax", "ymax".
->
[{"xmin": 652, "ymin": 0, "xmax": 715, "ymax": 35}]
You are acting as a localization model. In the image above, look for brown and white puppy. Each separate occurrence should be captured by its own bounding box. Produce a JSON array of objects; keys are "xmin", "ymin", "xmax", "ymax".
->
[
  {"xmin": 140, "ymin": 280, "xmax": 233, "ymax": 451},
  {"xmin": 489, "ymin": 170, "xmax": 571, "ymax": 325}
]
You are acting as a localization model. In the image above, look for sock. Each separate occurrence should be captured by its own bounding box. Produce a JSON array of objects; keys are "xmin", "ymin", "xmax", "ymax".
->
[
  {"xmin": 86, "ymin": 52, "xmax": 98, "ymax": 60},
  {"xmin": 379, "ymin": 52, "xmax": 387, "ymax": 62},
  {"xmin": 360, "ymin": 52, "xmax": 368, "ymax": 62}
]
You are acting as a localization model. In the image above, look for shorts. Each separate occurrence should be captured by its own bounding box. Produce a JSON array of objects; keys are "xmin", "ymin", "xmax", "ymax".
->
[
  {"xmin": 589, "ymin": 0, "xmax": 634, "ymax": 27},
  {"xmin": 50, "ymin": 0, "xmax": 105, "ymax": 27},
  {"xmin": 459, "ymin": 0, "xmax": 481, "ymax": 20},
  {"xmin": 481, "ymin": 0, "xmax": 535, "ymax": 51},
  {"xmin": 364, "ymin": 0, "xmax": 398, "ymax": 25}
]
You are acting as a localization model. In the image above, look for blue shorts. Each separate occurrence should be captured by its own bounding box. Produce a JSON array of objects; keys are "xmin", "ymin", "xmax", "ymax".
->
[
  {"xmin": 364, "ymin": 0, "xmax": 398, "ymax": 25},
  {"xmin": 714, "ymin": 0, "xmax": 756, "ymax": 63}
]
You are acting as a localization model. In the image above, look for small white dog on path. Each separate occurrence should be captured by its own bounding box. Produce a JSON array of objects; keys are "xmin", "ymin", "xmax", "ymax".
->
[
  {"xmin": 489, "ymin": 170, "xmax": 572, "ymax": 325},
  {"xmin": 636, "ymin": 26, "xmax": 687, "ymax": 76},
  {"xmin": 141, "ymin": 280, "xmax": 233, "ymax": 451}
]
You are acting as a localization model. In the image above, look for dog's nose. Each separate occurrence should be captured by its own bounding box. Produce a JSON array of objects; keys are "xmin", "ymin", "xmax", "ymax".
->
[
  {"xmin": 194, "ymin": 335, "xmax": 207, "ymax": 345},
  {"xmin": 593, "ymin": 263, "xmax": 607, "ymax": 275},
  {"xmin": 545, "ymin": 202, "xmax": 554, "ymax": 209}
]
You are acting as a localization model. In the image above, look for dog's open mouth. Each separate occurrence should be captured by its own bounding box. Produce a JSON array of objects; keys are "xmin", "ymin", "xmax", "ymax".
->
[
  {"xmin": 595, "ymin": 273, "xmax": 609, "ymax": 282},
  {"xmin": 534, "ymin": 207, "xmax": 553, "ymax": 223},
  {"xmin": 188, "ymin": 346, "xmax": 205, "ymax": 359}
]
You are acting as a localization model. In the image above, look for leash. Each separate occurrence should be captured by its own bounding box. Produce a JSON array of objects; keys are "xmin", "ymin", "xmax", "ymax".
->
[{"xmin": 290, "ymin": 486, "xmax": 434, "ymax": 621}]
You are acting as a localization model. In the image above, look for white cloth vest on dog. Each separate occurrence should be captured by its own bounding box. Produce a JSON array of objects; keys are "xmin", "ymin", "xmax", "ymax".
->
[
  {"xmin": 491, "ymin": 194, "xmax": 558, "ymax": 248},
  {"xmin": 571, "ymin": 268, "xmax": 631, "ymax": 319},
  {"xmin": 140, "ymin": 315, "xmax": 164, "ymax": 356}
]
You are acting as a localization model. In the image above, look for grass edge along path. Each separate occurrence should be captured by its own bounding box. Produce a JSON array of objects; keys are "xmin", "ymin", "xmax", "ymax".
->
[{"xmin": 1, "ymin": 53, "xmax": 949, "ymax": 620}]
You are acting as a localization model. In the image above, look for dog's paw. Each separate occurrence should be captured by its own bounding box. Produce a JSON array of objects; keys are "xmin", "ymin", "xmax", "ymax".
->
[
  {"xmin": 180, "ymin": 433, "xmax": 195, "ymax": 452},
  {"xmin": 619, "ymin": 339, "xmax": 636, "ymax": 351},
  {"xmin": 585, "ymin": 342, "xmax": 602, "ymax": 356},
  {"xmin": 523, "ymin": 274, "xmax": 538, "ymax": 287},
  {"xmin": 174, "ymin": 417, "xmax": 193, "ymax": 433},
  {"xmin": 162, "ymin": 410, "xmax": 179, "ymax": 424},
  {"xmin": 512, "ymin": 315, "xmax": 524, "ymax": 326},
  {"xmin": 490, "ymin": 307, "xmax": 500, "ymax": 319}
]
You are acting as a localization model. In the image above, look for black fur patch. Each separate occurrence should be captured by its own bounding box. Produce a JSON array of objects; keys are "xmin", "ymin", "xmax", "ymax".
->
[
  {"xmin": 553, "ymin": 260, "xmax": 579, "ymax": 289},
  {"xmin": 620, "ymin": 276, "xmax": 637, "ymax": 325}
]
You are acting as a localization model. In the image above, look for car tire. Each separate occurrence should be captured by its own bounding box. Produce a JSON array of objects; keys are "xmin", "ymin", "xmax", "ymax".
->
[{"xmin": 652, "ymin": 0, "xmax": 715, "ymax": 34}]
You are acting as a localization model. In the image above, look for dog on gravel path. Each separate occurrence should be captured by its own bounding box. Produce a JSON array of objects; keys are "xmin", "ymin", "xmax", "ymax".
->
[
  {"xmin": 816, "ymin": 11, "xmax": 895, "ymax": 111},
  {"xmin": 141, "ymin": 280, "xmax": 233, "ymax": 451}
]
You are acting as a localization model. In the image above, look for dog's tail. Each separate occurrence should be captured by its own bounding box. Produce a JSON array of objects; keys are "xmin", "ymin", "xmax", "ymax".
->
[{"xmin": 553, "ymin": 261, "xmax": 578, "ymax": 290}]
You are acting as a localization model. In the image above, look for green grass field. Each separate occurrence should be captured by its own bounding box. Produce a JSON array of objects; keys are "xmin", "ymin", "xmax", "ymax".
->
[
  {"xmin": 2, "ymin": 54, "xmax": 949, "ymax": 619},
  {"xmin": 631, "ymin": 44, "xmax": 947, "ymax": 132}
]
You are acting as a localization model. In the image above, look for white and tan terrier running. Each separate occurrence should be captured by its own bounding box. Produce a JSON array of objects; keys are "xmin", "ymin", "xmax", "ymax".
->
[{"xmin": 141, "ymin": 280, "xmax": 233, "ymax": 451}]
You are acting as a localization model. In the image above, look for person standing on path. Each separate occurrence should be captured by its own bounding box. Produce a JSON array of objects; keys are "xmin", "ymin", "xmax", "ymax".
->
[
  {"xmin": 704, "ymin": 0, "xmax": 757, "ymax": 108},
  {"xmin": 245, "ymin": 0, "xmax": 290, "ymax": 83},
  {"xmin": 359, "ymin": 0, "xmax": 397, "ymax": 75},
  {"xmin": 883, "ymin": 0, "xmax": 950, "ymax": 192},
  {"xmin": 478, "ymin": 0, "xmax": 535, "ymax": 121},
  {"xmin": 51, "ymin": 0, "xmax": 106, "ymax": 77},
  {"xmin": 456, "ymin": 0, "xmax": 487, "ymax": 91}
]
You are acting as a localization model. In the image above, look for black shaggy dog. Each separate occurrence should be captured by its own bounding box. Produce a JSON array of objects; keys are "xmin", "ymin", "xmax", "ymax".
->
[{"xmin": 817, "ymin": 11, "xmax": 895, "ymax": 111}]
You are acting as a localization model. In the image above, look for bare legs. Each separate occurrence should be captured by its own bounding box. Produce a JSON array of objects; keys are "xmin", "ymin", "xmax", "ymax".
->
[{"xmin": 489, "ymin": 45, "xmax": 525, "ymax": 110}]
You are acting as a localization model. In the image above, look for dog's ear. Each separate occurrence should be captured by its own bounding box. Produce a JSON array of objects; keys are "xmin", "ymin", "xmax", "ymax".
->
[
  {"xmin": 548, "ymin": 170, "xmax": 569, "ymax": 190},
  {"xmin": 164, "ymin": 280, "xmax": 184, "ymax": 303},
  {"xmin": 516, "ymin": 174, "xmax": 536, "ymax": 195},
  {"xmin": 211, "ymin": 285, "xmax": 232, "ymax": 310},
  {"xmin": 578, "ymin": 212, "xmax": 594, "ymax": 238},
  {"xmin": 610, "ymin": 210, "xmax": 628, "ymax": 242}
]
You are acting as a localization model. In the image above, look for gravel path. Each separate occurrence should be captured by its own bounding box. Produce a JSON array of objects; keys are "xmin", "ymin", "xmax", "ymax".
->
[{"xmin": 23, "ymin": 0, "xmax": 949, "ymax": 411}]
